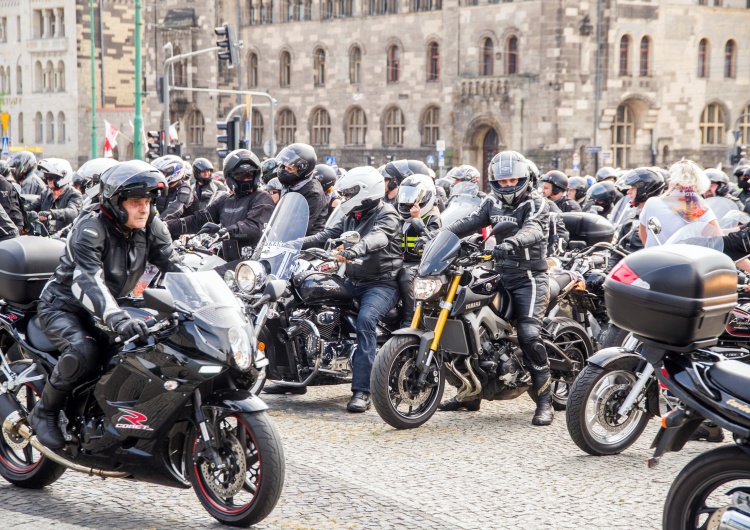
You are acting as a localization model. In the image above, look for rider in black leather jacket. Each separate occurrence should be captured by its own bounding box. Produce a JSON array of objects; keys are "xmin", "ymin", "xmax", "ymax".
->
[
  {"xmin": 275, "ymin": 144, "xmax": 328, "ymax": 235},
  {"xmin": 27, "ymin": 158, "xmax": 83, "ymax": 233},
  {"xmin": 152, "ymin": 155, "xmax": 198, "ymax": 221}
]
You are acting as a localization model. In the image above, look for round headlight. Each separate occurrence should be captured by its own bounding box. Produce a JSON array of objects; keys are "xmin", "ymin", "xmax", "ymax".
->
[
  {"xmin": 229, "ymin": 326, "xmax": 252, "ymax": 371},
  {"xmin": 235, "ymin": 260, "xmax": 265, "ymax": 293},
  {"xmin": 414, "ymin": 278, "xmax": 444, "ymax": 301}
]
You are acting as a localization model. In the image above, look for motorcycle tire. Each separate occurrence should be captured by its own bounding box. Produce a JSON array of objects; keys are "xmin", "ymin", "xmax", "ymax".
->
[
  {"xmin": 545, "ymin": 317, "xmax": 593, "ymax": 411},
  {"xmin": 371, "ymin": 335, "xmax": 445, "ymax": 430},
  {"xmin": 187, "ymin": 411, "xmax": 285, "ymax": 527},
  {"xmin": 0, "ymin": 361, "xmax": 66, "ymax": 489},
  {"xmin": 600, "ymin": 323, "xmax": 630, "ymax": 349},
  {"xmin": 663, "ymin": 445, "xmax": 750, "ymax": 530},
  {"xmin": 565, "ymin": 364, "xmax": 651, "ymax": 456}
]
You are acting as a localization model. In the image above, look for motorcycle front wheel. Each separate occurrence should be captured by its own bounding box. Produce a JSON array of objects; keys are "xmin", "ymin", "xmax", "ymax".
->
[
  {"xmin": 371, "ymin": 335, "xmax": 445, "ymax": 430},
  {"xmin": 663, "ymin": 445, "xmax": 750, "ymax": 530},
  {"xmin": 565, "ymin": 364, "xmax": 651, "ymax": 456},
  {"xmin": 187, "ymin": 411, "xmax": 284, "ymax": 527}
]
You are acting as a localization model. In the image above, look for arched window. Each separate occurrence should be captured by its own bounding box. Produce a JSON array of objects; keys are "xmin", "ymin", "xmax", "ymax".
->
[
  {"xmin": 740, "ymin": 105, "xmax": 750, "ymax": 145},
  {"xmin": 506, "ymin": 36, "xmax": 518, "ymax": 75},
  {"xmin": 17, "ymin": 112, "xmax": 23, "ymax": 143},
  {"xmin": 619, "ymin": 35, "xmax": 630, "ymax": 76},
  {"xmin": 249, "ymin": 1, "xmax": 256, "ymax": 25},
  {"xmin": 350, "ymin": 46, "xmax": 362, "ymax": 84},
  {"xmin": 46, "ymin": 111, "xmax": 54, "ymax": 144},
  {"xmin": 252, "ymin": 110, "xmax": 264, "ymax": 148},
  {"xmin": 421, "ymin": 106, "xmax": 440, "ymax": 146},
  {"xmin": 173, "ymin": 45, "xmax": 186, "ymax": 87},
  {"xmin": 698, "ymin": 38, "xmax": 710, "ymax": 78},
  {"xmin": 387, "ymin": 45, "xmax": 400, "ymax": 83},
  {"xmin": 427, "ymin": 42, "xmax": 439, "ymax": 81},
  {"xmin": 346, "ymin": 107, "xmax": 367, "ymax": 145},
  {"xmin": 611, "ymin": 104, "xmax": 634, "ymax": 168},
  {"xmin": 481, "ymin": 38, "xmax": 493, "ymax": 76},
  {"xmin": 34, "ymin": 61, "xmax": 42, "ymax": 92},
  {"xmin": 639, "ymin": 36, "xmax": 650, "ymax": 77},
  {"xmin": 57, "ymin": 112, "xmax": 65, "ymax": 144},
  {"xmin": 187, "ymin": 110, "xmax": 205, "ymax": 145},
  {"xmin": 248, "ymin": 53, "xmax": 259, "ymax": 88},
  {"xmin": 700, "ymin": 103, "xmax": 725, "ymax": 145},
  {"xmin": 383, "ymin": 107, "xmax": 405, "ymax": 146},
  {"xmin": 725, "ymin": 40, "xmax": 736, "ymax": 79},
  {"xmin": 280, "ymin": 51, "xmax": 292, "ymax": 87},
  {"xmin": 340, "ymin": 0, "xmax": 353, "ymax": 16},
  {"xmin": 314, "ymin": 48, "xmax": 326, "ymax": 86},
  {"xmin": 16, "ymin": 65, "xmax": 22, "ymax": 94},
  {"xmin": 311, "ymin": 107, "xmax": 331, "ymax": 146},
  {"xmin": 34, "ymin": 112, "xmax": 42, "ymax": 143},
  {"xmin": 325, "ymin": 0, "xmax": 333, "ymax": 18},
  {"xmin": 277, "ymin": 109, "xmax": 296, "ymax": 145},
  {"xmin": 0, "ymin": 67, "xmax": 6, "ymax": 94}
]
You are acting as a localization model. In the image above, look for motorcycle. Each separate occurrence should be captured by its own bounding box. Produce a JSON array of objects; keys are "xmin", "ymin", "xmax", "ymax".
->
[
  {"xmin": 0, "ymin": 237, "xmax": 282, "ymax": 527},
  {"xmin": 369, "ymin": 222, "xmax": 593, "ymax": 430}
]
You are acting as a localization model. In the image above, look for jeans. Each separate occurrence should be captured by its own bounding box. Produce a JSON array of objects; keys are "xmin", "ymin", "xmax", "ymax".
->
[{"xmin": 345, "ymin": 281, "xmax": 400, "ymax": 393}]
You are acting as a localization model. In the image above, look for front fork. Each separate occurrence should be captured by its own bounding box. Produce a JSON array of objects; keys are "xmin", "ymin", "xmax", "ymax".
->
[
  {"xmin": 416, "ymin": 273, "xmax": 462, "ymax": 385},
  {"xmin": 616, "ymin": 335, "xmax": 652, "ymax": 419}
]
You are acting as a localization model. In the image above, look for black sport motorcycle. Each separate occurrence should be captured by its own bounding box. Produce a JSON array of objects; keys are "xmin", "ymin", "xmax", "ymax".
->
[
  {"xmin": 0, "ymin": 239, "xmax": 283, "ymax": 527},
  {"xmin": 370, "ymin": 223, "xmax": 593, "ymax": 429}
]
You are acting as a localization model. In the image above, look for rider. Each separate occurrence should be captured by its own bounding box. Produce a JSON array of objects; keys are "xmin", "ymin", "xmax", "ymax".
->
[
  {"xmin": 567, "ymin": 177, "xmax": 590, "ymax": 208},
  {"xmin": 426, "ymin": 151, "xmax": 554, "ymax": 426},
  {"xmin": 265, "ymin": 178, "xmax": 283, "ymax": 204},
  {"xmin": 8, "ymin": 151, "xmax": 46, "ymax": 196},
  {"xmin": 0, "ymin": 160, "xmax": 26, "ymax": 233},
  {"xmin": 584, "ymin": 181, "xmax": 619, "ymax": 218},
  {"xmin": 540, "ymin": 170, "xmax": 581, "ymax": 212},
  {"xmin": 260, "ymin": 158, "xmax": 279, "ymax": 185},
  {"xmin": 27, "ymin": 161, "xmax": 185, "ymax": 449},
  {"xmin": 735, "ymin": 166, "xmax": 750, "ymax": 206},
  {"xmin": 27, "ymin": 158, "xmax": 83, "ymax": 232},
  {"xmin": 192, "ymin": 157, "xmax": 228, "ymax": 210},
  {"xmin": 612, "ymin": 167, "xmax": 666, "ymax": 254},
  {"xmin": 151, "ymin": 155, "xmax": 198, "ymax": 221},
  {"xmin": 313, "ymin": 164, "xmax": 341, "ymax": 217},
  {"xmin": 275, "ymin": 143, "xmax": 328, "ymax": 235},
  {"xmin": 382, "ymin": 159, "xmax": 431, "ymax": 207}
]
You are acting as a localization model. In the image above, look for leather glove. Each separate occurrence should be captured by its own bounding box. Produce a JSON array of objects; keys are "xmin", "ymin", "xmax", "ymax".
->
[
  {"xmin": 492, "ymin": 242, "xmax": 516, "ymax": 261},
  {"xmin": 337, "ymin": 249, "xmax": 356, "ymax": 262},
  {"xmin": 27, "ymin": 211, "xmax": 38, "ymax": 222},
  {"xmin": 414, "ymin": 236, "xmax": 430, "ymax": 253},
  {"xmin": 217, "ymin": 227, "xmax": 229, "ymax": 238},
  {"xmin": 113, "ymin": 318, "xmax": 150, "ymax": 342},
  {"xmin": 39, "ymin": 211, "xmax": 52, "ymax": 220}
]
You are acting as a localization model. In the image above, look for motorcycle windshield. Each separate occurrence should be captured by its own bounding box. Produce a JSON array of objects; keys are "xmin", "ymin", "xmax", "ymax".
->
[
  {"xmin": 418, "ymin": 230, "xmax": 461, "ymax": 276},
  {"xmin": 719, "ymin": 210, "xmax": 750, "ymax": 230},
  {"xmin": 164, "ymin": 271, "xmax": 245, "ymax": 327},
  {"xmin": 441, "ymin": 195, "xmax": 482, "ymax": 227},
  {"xmin": 706, "ymin": 196, "xmax": 739, "ymax": 222},
  {"xmin": 450, "ymin": 181, "xmax": 479, "ymax": 197},
  {"xmin": 325, "ymin": 203, "xmax": 344, "ymax": 229},
  {"xmin": 252, "ymin": 192, "xmax": 309, "ymax": 280},
  {"xmin": 665, "ymin": 221, "xmax": 724, "ymax": 252}
]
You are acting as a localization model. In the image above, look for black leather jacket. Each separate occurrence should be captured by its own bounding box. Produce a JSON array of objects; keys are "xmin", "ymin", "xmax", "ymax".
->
[
  {"xmin": 301, "ymin": 202, "xmax": 403, "ymax": 284},
  {"xmin": 547, "ymin": 199, "xmax": 569, "ymax": 257},
  {"xmin": 283, "ymin": 177, "xmax": 327, "ymax": 235},
  {"xmin": 0, "ymin": 177, "xmax": 24, "ymax": 232},
  {"xmin": 554, "ymin": 195, "xmax": 582, "ymax": 213},
  {"xmin": 402, "ymin": 208, "xmax": 441, "ymax": 263},
  {"xmin": 195, "ymin": 180, "xmax": 229, "ymax": 210},
  {"xmin": 155, "ymin": 182, "xmax": 199, "ymax": 221},
  {"xmin": 445, "ymin": 192, "xmax": 550, "ymax": 271},
  {"xmin": 21, "ymin": 173, "xmax": 46, "ymax": 196},
  {"xmin": 28, "ymin": 186, "xmax": 83, "ymax": 228},
  {"xmin": 0, "ymin": 202, "xmax": 18, "ymax": 240},
  {"xmin": 41, "ymin": 211, "xmax": 184, "ymax": 327}
]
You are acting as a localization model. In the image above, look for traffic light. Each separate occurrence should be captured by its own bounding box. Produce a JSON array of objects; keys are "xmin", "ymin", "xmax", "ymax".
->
[
  {"xmin": 146, "ymin": 130, "xmax": 164, "ymax": 160},
  {"xmin": 731, "ymin": 145, "xmax": 746, "ymax": 165},
  {"xmin": 367, "ymin": 155, "xmax": 375, "ymax": 166},
  {"xmin": 217, "ymin": 117, "xmax": 241, "ymax": 159},
  {"xmin": 167, "ymin": 143, "xmax": 183, "ymax": 158},
  {"xmin": 551, "ymin": 156, "xmax": 560, "ymax": 169},
  {"xmin": 215, "ymin": 23, "xmax": 238, "ymax": 67},
  {"xmin": 385, "ymin": 155, "xmax": 394, "ymax": 163}
]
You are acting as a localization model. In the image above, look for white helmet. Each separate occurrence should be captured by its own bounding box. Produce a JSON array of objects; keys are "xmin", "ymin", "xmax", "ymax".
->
[
  {"xmin": 334, "ymin": 166, "xmax": 385, "ymax": 215},
  {"xmin": 37, "ymin": 158, "xmax": 74, "ymax": 188},
  {"xmin": 397, "ymin": 174, "xmax": 436, "ymax": 219}
]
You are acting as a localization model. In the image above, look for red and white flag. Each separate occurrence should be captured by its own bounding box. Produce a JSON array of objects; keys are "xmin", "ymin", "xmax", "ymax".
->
[{"xmin": 104, "ymin": 120, "xmax": 119, "ymax": 158}]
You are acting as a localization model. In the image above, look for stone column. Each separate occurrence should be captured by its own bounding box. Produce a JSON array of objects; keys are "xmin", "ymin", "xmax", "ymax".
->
[{"xmin": 42, "ymin": 10, "xmax": 50, "ymax": 38}]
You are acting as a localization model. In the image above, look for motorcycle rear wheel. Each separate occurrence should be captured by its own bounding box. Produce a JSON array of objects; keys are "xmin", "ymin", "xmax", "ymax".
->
[
  {"xmin": 663, "ymin": 445, "xmax": 750, "ymax": 530},
  {"xmin": 546, "ymin": 317, "xmax": 593, "ymax": 411},
  {"xmin": 371, "ymin": 335, "xmax": 445, "ymax": 430},
  {"xmin": 188, "ymin": 411, "xmax": 284, "ymax": 527}
]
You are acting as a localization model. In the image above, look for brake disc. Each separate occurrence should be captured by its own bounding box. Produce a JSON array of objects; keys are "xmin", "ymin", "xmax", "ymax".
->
[
  {"xmin": 596, "ymin": 383, "xmax": 636, "ymax": 432},
  {"xmin": 397, "ymin": 359, "xmax": 430, "ymax": 407},
  {"xmin": 2, "ymin": 412, "xmax": 28, "ymax": 452},
  {"xmin": 200, "ymin": 433, "xmax": 247, "ymax": 498}
]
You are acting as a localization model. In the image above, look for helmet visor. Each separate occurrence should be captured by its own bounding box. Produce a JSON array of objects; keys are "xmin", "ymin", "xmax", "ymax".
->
[
  {"xmin": 489, "ymin": 155, "xmax": 527, "ymax": 182},
  {"xmin": 397, "ymin": 185, "xmax": 426, "ymax": 206},
  {"xmin": 277, "ymin": 150, "xmax": 311, "ymax": 177},
  {"xmin": 338, "ymin": 184, "xmax": 361, "ymax": 201},
  {"xmin": 232, "ymin": 165, "xmax": 259, "ymax": 182},
  {"xmin": 387, "ymin": 160, "xmax": 413, "ymax": 179}
]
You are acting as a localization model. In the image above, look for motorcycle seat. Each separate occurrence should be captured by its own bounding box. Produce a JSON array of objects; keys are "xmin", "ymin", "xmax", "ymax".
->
[
  {"xmin": 708, "ymin": 360, "xmax": 750, "ymax": 403},
  {"xmin": 26, "ymin": 315, "xmax": 58, "ymax": 353},
  {"xmin": 548, "ymin": 273, "xmax": 572, "ymax": 300}
]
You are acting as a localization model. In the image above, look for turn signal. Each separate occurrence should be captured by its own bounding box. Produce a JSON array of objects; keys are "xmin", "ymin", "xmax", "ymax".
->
[{"xmin": 258, "ymin": 341, "xmax": 266, "ymax": 351}]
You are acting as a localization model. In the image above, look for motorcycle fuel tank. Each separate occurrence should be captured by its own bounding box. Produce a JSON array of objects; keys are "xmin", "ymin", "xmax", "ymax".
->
[{"xmin": 293, "ymin": 271, "xmax": 354, "ymax": 306}]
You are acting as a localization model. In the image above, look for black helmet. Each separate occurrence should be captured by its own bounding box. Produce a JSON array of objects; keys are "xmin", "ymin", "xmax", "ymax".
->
[
  {"xmin": 541, "ymin": 170, "xmax": 569, "ymax": 195},
  {"xmin": 276, "ymin": 143, "xmax": 317, "ymax": 186},
  {"xmin": 192, "ymin": 158, "xmax": 214, "ymax": 184},
  {"xmin": 584, "ymin": 269, "xmax": 607, "ymax": 296},
  {"xmin": 313, "ymin": 164, "xmax": 337, "ymax": 191},
  {"xmin": 735, "ymin": 165, "xmax": 750, "ymax": 179},
  {"xmin": 383, "ymin": 159, "xmax": 431, "ymax": 192},
  {"xmin": 8, "ymin": 151, "xmax": 37, "ymax": 182},
  {"xmin": 100, "ymin": 161, "xmax": 167, "ymax": 229},
  {"xmin": 567, "ymin": 176, "xmax": 590, "ymax": 201},
  {"xmin": 585, "ymin": 181, "xmax": 618, "ymax": 211},
  {"xmin": 223, "ymin": 149, "xmax": 262, "ymax": 196},
  {"xmin": 72, "ymin": 172, "xmax": 86, "ymax": 190},
  {"xmin": 704, "ymin": 168, "xmax": 730, "ymax": 197},
  {"xmin": 434, "ymin": 178, "xmax": 452, "ymax": 198},
  {"xmin": 0, "ymin": 160, "xmax": 9, "ymax": 178},
  {"xmin": 616, "ymin": 167, "xmax": 666, "ymax": 206},
  {"xmin": 596, "ymin": 166, "xmax": 619, "ymax": 182},
  {"xmin": 488, "ymin": 150, "xmax": 530, "ymax": 207},
  {"xmin": 261, "ymin": 158, "xmax": 279, "ymax": 184},
  {"xmin": 446, "ymin": 165, "xmax": 480, "ymax": 183}
]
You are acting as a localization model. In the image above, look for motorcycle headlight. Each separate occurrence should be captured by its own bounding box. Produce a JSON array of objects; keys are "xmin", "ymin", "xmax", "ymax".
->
[
  {"xmin": 228, "ymin": 326, "xmax": 252, "ymax": 371},
  {"xmin": 235, "ymin": 260, "xmax": 266, "ymax": 293},
  {"xmin": 414, "ymin": 278, "xmax": 444, "ymax": 301}
]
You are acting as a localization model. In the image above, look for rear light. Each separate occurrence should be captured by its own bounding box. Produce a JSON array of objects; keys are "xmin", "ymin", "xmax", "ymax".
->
[
  {"xmin": 609, "ymin": 262, "xmax": 651, "ymax": 289},
  {"xmin": 659, "ymin": 367, "xmax": 669, "ymax": 391}
]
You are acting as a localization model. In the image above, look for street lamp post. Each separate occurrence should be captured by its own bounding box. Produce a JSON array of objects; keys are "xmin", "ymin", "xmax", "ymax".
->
[
  {"xmin": 89, "ymin": 0, "xmax": 97, "ymax": 158},
  {"xmin": 133, "ymin": 0, "xmax": 144, "ymax": 159}
]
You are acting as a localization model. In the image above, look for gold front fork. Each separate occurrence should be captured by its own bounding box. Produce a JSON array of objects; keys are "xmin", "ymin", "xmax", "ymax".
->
[
  {"xmin": 428, "ymin": 273, "xmax": 463, "ymax": 351},
  {"xmin": 410, "ymin": 302, "xmax": 422, "ymax": 328}
]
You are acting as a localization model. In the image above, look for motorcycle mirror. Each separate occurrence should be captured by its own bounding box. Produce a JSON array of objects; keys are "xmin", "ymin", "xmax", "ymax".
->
[
  {"xmin": 340, "ymin": 231, "xmax": 361, "ymax": 245},
  {"xmin": 197, "ymin": 222, "xmax": 221, "ymax": 236},
  {"xmin": 143, "ymin": 288, "xmax": 176, "ymax": 315},
  {"xmin": 263, "ymin": 279, "xmax": 287, "ymax": 302},
  {"xmin": 491, "ymin": 221, "xmax": 517, "ymax": 239},
  {"xmin": 647, "ymin": 216, "xmax": 662, "ymax": 235}
]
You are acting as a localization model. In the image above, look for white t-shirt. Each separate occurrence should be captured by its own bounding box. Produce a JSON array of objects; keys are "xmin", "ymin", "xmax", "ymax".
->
[{"xmin": 639, "ymin": 194, "xmax": 716, "ymax": 247}]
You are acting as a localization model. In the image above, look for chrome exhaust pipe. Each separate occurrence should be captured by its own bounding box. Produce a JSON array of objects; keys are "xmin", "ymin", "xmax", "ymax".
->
[
  {"xmin": 3, "ymin": 411, "xmax": 129, "ymax": 479},
  {"xmin": 718, "ymin": 506, "xmax": 750, "ymax": 530},
  {"xmin": 447, "ymin": 358, "xmax": 472, "ymax": 401},
  {"xmin": 462, "ymin": 356, "xmax": 483, "ymax": 401}
]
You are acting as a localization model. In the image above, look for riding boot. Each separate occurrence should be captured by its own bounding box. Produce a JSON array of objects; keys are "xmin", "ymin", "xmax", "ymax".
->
[
  {"xmin": 530, "ymin": 369, "xmax": 554, "ymax": 426},
  {"xmin": 27, "ymin": 381, "xmax": 69, "ymax": 449},
  {"xmin": 438, "ymin": 396, "xmax": 481, "ymax": 412}
]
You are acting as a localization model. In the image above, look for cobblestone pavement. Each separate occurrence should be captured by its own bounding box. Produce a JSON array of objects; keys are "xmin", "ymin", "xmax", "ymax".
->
[{"xmin": 0, "ymin": 384, "xmax": 724, "ymax": 529}]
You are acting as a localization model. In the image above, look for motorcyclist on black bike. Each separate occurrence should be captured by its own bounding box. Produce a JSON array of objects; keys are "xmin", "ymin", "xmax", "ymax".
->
[
  {"xmin": 541, "ymin": 170, "xmax": 581, "ymax": 212},
  {"xmin": 0, "ymin": 160, "xmax": 26, "ymax": 233},
  {"xmin": 27, "ymin": 160, "xmax": 185, "ymax": 449},
  {"xmin": 381, "ymin": 159, "xmax": 431, "ymax": 207},
  {"xmin": 313, "ymin": 164, "xmax": 341, "ymax": 217},
  {"xmin": 27, "ymin": 158, "xmax": 83, "ymax": 233},
  {"xmin": 275, "ymin": 143, "xmax": 328, "ymax": 235},
  {"xmin": 152, "ymin": 155, "xmax": 198, "ymax": 222},
  {"xmin": 192, "ymin": 157, "xmax": 228, "ymax": 210},
  {"xmin": 8, "ymin": 151, "xmax": 46, "ymax": 196}
]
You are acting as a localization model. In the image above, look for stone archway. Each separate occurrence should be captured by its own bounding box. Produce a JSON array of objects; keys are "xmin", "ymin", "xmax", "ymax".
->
[{"xmin": 462, "ymin": 116, "xmax": 504, "ymax": 192}]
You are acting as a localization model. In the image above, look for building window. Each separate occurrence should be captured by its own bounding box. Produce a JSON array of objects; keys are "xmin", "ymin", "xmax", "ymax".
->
[
  {"xmin": 481, "ymin": 38, "xmax": 493, "ymax": 76},
  {"xmin": 34, "ymin": 61, "xmax": 42, "ymax": 92},
  {"xmin": 387, "ymin": 45, "xmax": 400, "ymax": 83},
  {"xmin": 346, "ymin": 106, "xmax": 367, "ymax": 145},
  {"xmin": 16, "ymin": 65, "xmax": 22, "ymax": 94},
  {"xmin": 324, "ymin": 0, "xmax": 334, "ymax": 18},
  {"xmin": 187, "ymin": 110, "xmax": 204, "ymax": 145},
  {"xmin": 311, "ymin": 107, "xmax": 331, "ymax": 146},
  {"xmin": 725, "ymin": 40, "xmax": 736, "ymax": 78},
  {"xmin": 619, "ymin": 35, "xmax": 630, "ymax": 76},
  {"xmin": 0, "ymin": 67, "xmax": 7, "ymax": 94},
  {"xmin": 350, "ymin": 46, "xmax": 362, "ymax": 84},
  {"xmin": 698, "ymin": 38, "xmax": 710, "ymax": 78},
  {"xmin": 611, "ymin": 104, "xmax": 634, "ymax": 168},
  {"xmin": 260, "ymin": 3, "xmax": 267, "ymax": 23},
  {"xmin": 46, "ymin": 111, "xmax": 54, "ymax": 144},
  {"xmin": 314, "ymin": 48, "xmax": 326, "ymax": 86},
  {"xmin": 740, "ymin": 105, "xmax": 750, "ymax": 145},
  {"xmin": 17, "ymin": 112, "xmax": 23, "ymax": 144},
  {"xmin": 57, "ymin": 112, "xmax": 65, "ymax": 144},
  {"xmin": 0, "ymin": 18, "xmax": 6, "ymax": 43},
  {"xmin": 251, "ymin": 110, "xmax": 264, "ymax": 147},
  {"xmin": 700, "ymin": 103, "xmax": 725, "ymax": 145},
  {"xmin": 248, "ymin": 1, "xmax": 256, "ymax": 25},
  {"xmin": 277, "ymin": 109, "xmax": 296, "ymax": 145},
  {"xmin": 280, "ymin": 50, "xmax": 292, "ymax": 87},
  {"xmin": 421, "ymin": 106, "xmax": 440, "ymax": 146},
  {"xmin": 369, "ymin": 0, "xmax": 397, "ymax": 15},
  {"xmin": 411, "ymin": 0, "xmax": 441, "ymax": 11},
  {"xmin": 506, "ymin": 36, "xmax": 518, "ymax": 75},
  {"xmin": 427, "ymin": 42, "xmax": 439, "ymax": 81},
  {"xmin": 56, "ymin": 60, "xmax": 65, "ymax": 91},
  {"xmin": 44, "ymin": 61, "xmax": 53, "ymax": 92},
  {"xmin": 34, "ymin": 112, "xmax": 42, "ymax": 143},
  {"xmin": 248, "ymin": 53, "xmax": 259, "ymax": 88},
  {"xmin": 339, "ymin": 0, "xmax": 353, "ymax": 16},
  {"xmin": 383, "ymin": 106, "xmax": 405, "ymax": 147},
  {"xmin": 639, "ymin": 36, "xmax": 650, "ymax": 76}
]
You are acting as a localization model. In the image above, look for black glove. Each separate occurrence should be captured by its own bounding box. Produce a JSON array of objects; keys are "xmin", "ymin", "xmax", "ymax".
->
[
  {"xmin": 27, "ymin": 211, "xmax": 39, "ymax": 222},
  {"xmin": 414, "ymin": 236, "xmax": 430, "ymax": 253},
  {"xmin": 337, "ymin": 249, "xmax": 356, "ymax": 262},
  {"xmin": 113, "ymin": 318, "xmax": 150, "ymax": 342},
  {"xmin": 218, "ymin": 227, "xmax": 229, "ymax": 238},
  {"xmin": 39, "ymin": 210, "xmax": 52, "ymax": 220},
  {"xmin": 492, "ymin": 242, "xmax": 515, "ymax": 261}
]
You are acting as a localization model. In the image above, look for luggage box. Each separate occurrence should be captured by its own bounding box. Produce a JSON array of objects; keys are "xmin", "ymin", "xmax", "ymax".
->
[
  {"xmin": 561, "ymin": 212, "xmax": 615, "ymax": 246},
  {"xmin": 0, "ymin": 237, "xmax": 65, "ymax": 305}
]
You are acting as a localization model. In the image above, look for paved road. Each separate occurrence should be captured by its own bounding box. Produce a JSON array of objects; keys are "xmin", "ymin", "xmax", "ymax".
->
[{"xmin": 0, "ymin": 385, "xmax": 721, "ymax": 529}]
